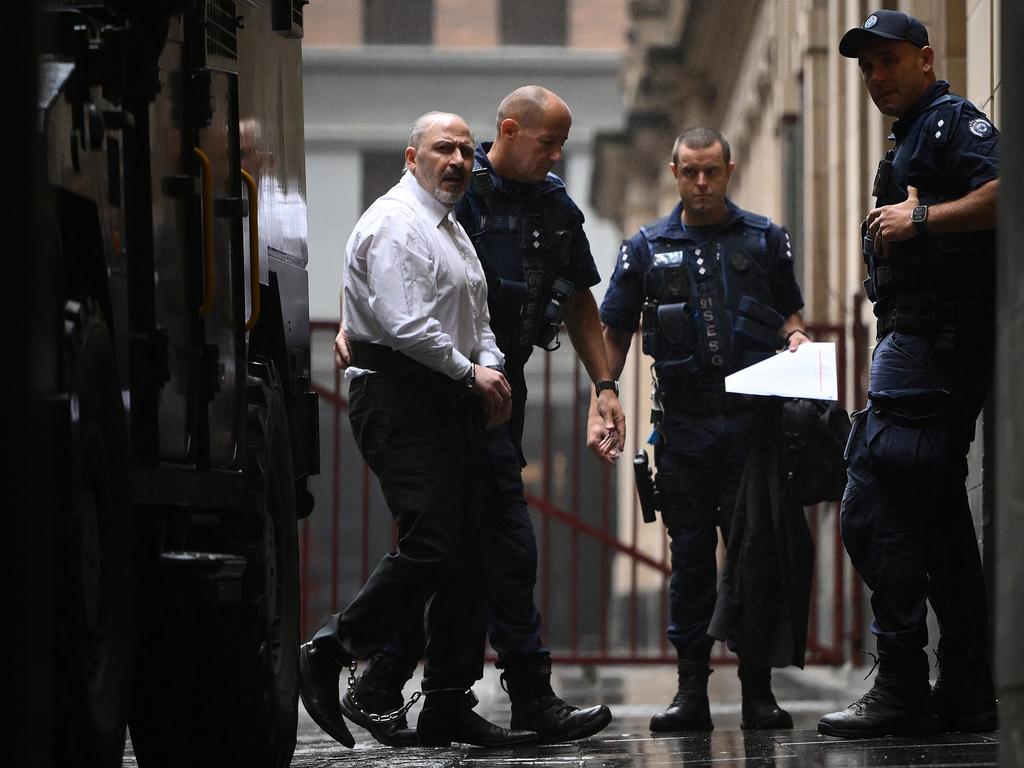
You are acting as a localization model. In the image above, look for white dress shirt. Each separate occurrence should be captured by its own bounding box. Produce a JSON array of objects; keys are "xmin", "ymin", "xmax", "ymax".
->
[{"xmin": 343, "ymin": 170, "xmax": 504, "ymax": 380}]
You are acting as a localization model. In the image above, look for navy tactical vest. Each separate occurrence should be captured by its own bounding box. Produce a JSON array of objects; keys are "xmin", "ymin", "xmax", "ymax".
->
[{"xmin": 640, "ymin": 210, "xmax": 784, "ymax": 390}]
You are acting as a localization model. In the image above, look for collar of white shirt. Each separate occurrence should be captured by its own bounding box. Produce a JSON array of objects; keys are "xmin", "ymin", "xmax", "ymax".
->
[{"xmin": 399, "ymin": 170, "xmax": 457, "ymax": 232}]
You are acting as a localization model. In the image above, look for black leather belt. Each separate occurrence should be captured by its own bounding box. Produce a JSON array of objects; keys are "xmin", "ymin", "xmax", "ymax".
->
[
  {"xmin": 875, "ymin": 295, "xmax": 981, "ymax": 340},
  {"xmin": 349, "ymin": 340, "xmax": 462, "ymax": 392}
]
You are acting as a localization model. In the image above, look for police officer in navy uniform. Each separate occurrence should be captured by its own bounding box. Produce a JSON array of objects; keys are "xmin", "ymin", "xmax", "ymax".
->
[
  {"xmin": 594, "ymin": 127, "xmax": 811, "ymax": 732},
  {"xmin": 336, "ymin": 86, "xmax": 624, "ymax": 745},
  {"xmin": 818, "ymin": 10, "xmax": 999, "ymax": 738}
]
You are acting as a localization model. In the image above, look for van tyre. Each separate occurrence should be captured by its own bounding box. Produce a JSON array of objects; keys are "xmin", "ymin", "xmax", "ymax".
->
[
  {"xmin": 129, "ymin": 362, "xmax": 300, "ymax": 768},
  {"xmin": 58, "ymin": 299, "xmax": 134, "ymax": 767}
]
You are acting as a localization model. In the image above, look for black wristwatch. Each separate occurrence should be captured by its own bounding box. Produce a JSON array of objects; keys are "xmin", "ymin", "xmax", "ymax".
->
[
  {"xmin": 464, "ymin": 364, "xmax": 476, "ymax": 389},
  {"xmin": 911, "ymin": 205, "xmax": 928, "ymax": 233},
  {"xmin": 594, "ymin": 379, "xmax": 619, "ymax": 397}
]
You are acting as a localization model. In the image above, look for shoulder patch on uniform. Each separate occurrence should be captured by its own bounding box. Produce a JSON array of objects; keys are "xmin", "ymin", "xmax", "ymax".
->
[
  {"xmin": 929, "ymin": 104, "xmax": 961, "ymax": 145},
  {"xmin": 968, "ymin": 118, "xmax": 993, "ymax": 138},
  {"xmin": 740, "ymin": 211, "xmax": 771, "ymax": 230}
]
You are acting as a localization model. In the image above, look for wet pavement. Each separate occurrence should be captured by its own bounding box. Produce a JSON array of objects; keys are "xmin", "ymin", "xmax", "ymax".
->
[
  {"xmin": 125, "ymin": 663, "xmax": 1001, "ymax": 766},
  {"xmin": 291, "ymin": 727, "xmax": 999, "ymax": 768}
]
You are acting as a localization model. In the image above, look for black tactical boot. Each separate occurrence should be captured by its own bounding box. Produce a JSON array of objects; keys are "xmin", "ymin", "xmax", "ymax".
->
[
  {"xmin": 738, "ymin": 664, "xmax": 793, "ymax": 729},
  {"xmin": 933, "ymin": 648, "xmax": 999, "ymax": 733},
  {"xmin": 501, "ymin": 656, "xmax": 612, "ymax": 743},
  {"xmin": 339, "ymin": 651, "xmax": 418, "ymax": 747},
  {"xmin": 818, "ymin": 645, "xmax": 940, "ymax": 738},
  {"xmin": 298, "ymin": 641, "xmax": 355, "ymax": 748},
  {"xmin": 416, "ymin": 689, "xmax": 538, "ymax": 747},
  {"xmin": 649, "ymin": 659, "xmax": 713, "ymax": 732}
]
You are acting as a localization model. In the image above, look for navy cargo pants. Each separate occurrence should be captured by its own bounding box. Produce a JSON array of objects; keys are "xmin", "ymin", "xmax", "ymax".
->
[
  {"xmin": 841, "ymin": 330, "xmax": 993, "ymax": 658},
  {"xmin": 654, "ymin": 404, "xmax": 771, "ymax": 662}
]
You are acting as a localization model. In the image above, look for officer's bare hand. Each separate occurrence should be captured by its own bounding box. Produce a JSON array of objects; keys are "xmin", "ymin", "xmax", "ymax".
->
[
  {"xmin": 787, "ymin": 329, "xmax": 812, "ymax": 352},
  {"xmin": 867, "ymin": 185, "xmax": 921, "ymax": 249},
  {"xmin": 587, "ymin": 413, "xmax": 620, "ymax": 465},
  {"xmin": 334, "ymin": 326, "xmax": 351, "ymax": 370},
  {"xmin": 587, "ymin": 391, "xmax": 626, "ymax": 464},
  {"xmin": 472, "ymin": 364, "xmax": 512, "ymax": 428}
]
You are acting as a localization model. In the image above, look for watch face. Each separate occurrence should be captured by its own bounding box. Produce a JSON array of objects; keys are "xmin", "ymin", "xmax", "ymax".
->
[{"xmin": 912, "ymin": 206, "xmax": 927, "ymax": 223}]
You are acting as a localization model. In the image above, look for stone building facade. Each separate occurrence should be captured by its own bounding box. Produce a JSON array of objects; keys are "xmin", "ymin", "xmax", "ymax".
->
[{"xmin": 590, "ymin": 0, "xmax": 1001, "ymax": 658}]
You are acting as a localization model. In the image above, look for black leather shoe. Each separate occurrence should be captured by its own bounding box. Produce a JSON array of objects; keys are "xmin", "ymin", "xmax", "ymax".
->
[
  {"xmin": 340, "ymin": 688, "xmax": 418, "ymax": 747},
  {"xmin": 298, "ymin": 641, "xmax": 355, "ymax": 748},
  {"xmin": 338, "ymin": 652, "xmax": 418, "ymax": 747},
  {"xmin": 417, "ymin": 690, "xmax": 538, "ymax": 747},
  {"xmin": 510, "ymin": 695, "xmax": 612, "ymax": 743}
]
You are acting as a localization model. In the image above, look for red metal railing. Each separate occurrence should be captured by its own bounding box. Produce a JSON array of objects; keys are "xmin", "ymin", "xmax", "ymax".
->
[{"xmin": 301, "ymin": 318, "xmax": 868, "ymax": 666}]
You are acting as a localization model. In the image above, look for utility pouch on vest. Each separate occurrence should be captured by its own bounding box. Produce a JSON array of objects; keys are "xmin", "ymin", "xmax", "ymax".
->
[
  {"xmin": 472, "ymin": 165, "xmax": 494, "ymax": 200},
  {"xmin": 861, "ymin": 221, "xmax": 879, "ymax": 301},
  {"xmin": 652, "ymin": 357, "xmax": 700, "ymax": 382},
  {"xmin": 872, "ymin": 149, "xmax": 895, "ymax": 198},
  {"xmin": 487, "ymin": 277, "xmax": 527, "ymax": 336},
  {"xmin": 641, "ymin": 301, "xmax": 659, "ymax": 357},
  {"xmin": 734, "ymin": 295, "xmax": 784, "ymax": 349},
  {"xmin": 657, "ymin": 302, "xmax": 691, "ymax": 345}
]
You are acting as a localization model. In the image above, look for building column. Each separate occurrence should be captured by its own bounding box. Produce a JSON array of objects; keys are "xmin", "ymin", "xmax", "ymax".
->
[{"xmin": 997, "ymin": 2, "xmax": 1024, "ymax": 764}]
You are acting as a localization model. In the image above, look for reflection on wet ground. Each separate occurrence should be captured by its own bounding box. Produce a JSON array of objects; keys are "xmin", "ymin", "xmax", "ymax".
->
[
  {"xmin": 292, "ymin": 723, "xmax": 998, "ymax": 768},
  {"xmin": 120, "ymin": 663, "xmax": 998, "ymax": 766},
  {"xmin": 285, "ymin": 664, "xmax": 999, "ymax": 767}
]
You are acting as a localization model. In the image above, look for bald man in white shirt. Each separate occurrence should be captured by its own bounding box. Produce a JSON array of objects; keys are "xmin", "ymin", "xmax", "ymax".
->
[{"xmin": 298, "ymin": 112, "xmax": 536, "ymax": 750}]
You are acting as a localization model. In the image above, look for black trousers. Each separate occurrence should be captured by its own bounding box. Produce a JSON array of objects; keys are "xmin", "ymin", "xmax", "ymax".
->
[
  {"xmin": 312, "ymin": 372, "xmax": 489, "ymax": 691},
  {"xmin": 385, "ymin": 421, "xmax": 547, "ymax": 669}
]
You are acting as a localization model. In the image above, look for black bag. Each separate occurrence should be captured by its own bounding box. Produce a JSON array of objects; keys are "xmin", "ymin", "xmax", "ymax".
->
[{"xmin": 780, "ymin": 398, "xmax": 851, "ymax": 506}]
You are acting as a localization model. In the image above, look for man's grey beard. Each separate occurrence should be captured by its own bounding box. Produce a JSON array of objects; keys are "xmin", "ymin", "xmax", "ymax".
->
[{"xmin": 432, "ymin": 186, "xmax": 464, "ymax": 205}]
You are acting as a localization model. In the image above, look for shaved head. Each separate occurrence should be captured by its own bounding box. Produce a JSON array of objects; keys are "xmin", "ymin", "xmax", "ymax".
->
[
  {"xmin": 487, "ymin": 85, "xmax": 572, "ymax": 182},
  {"xmin": 496, "ymin": 85, "xmax": 569, "ymax": 131}
]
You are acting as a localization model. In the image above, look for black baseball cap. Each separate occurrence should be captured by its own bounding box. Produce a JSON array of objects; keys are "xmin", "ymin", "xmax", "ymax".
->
[{"xmin": 839, "ymin": 10, "xmax": 930, "ymax": 58}]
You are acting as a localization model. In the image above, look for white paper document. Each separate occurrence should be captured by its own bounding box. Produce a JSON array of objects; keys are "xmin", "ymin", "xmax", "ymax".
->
[{"xmin": 724, "ymin": 342, "xmax": 839, "ymax": 401}]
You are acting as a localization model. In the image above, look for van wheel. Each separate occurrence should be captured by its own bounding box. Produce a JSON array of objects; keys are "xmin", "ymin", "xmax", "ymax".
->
[{"xmin": 58, "ymin": 299, "xmax": 134, "ymax": 767}]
